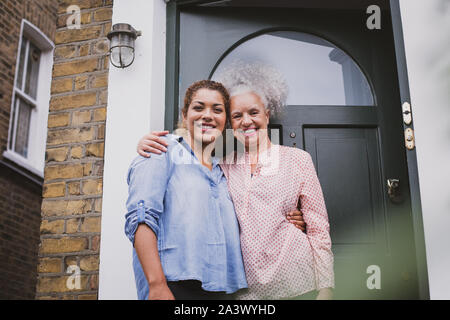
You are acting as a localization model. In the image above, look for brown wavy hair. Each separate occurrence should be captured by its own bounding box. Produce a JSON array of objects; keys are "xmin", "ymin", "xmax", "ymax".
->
[{"xmin": 179, "ymin": 80, "xmax": 230, "ymax": 128}]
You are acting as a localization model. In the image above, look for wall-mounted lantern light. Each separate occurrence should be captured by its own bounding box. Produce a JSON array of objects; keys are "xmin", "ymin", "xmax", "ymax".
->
[{"xmin": 106, "ymin": 23, "xmax": 142, "ymax": 68}]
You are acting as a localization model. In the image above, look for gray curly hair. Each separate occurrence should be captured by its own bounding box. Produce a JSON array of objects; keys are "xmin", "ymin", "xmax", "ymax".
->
[{"xmin": 214, "ymin": 61, "xmax": 288, "ymax": 117}]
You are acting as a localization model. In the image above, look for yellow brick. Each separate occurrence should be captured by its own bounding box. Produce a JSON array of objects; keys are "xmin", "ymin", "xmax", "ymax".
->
[
  {"xmin": 46, "ymin": 147, "xmax": 69, "ymax": 162},
  {"xmin": 80, "ymin": 255, "xmax": 99, "ymax": 271},
  {"xmin": 50, "ymin": 92, "xmax": 97, "ymax": 111},
  {"xmin": 99, "ymin": 90, "xmax": 108, "ymax": 104},
  {"xmin": 37, "ymin": 275, "xmax": 89, "ymax": 293},
  {"xmin": 64, "ymin": 256, "xmax": 77, "ymax": 268},
  {"xmin": 38, "ymin": 258, "xmax": 62, "ymax": 273},
  {"xmin": 103, "ymin": 56, "xmax": 110, "ymax": 70},
  {"xmin": 40, "ymin": 219, "xmax": 65, "ymax": 234},
  {"xmin": 86, "ymin": 143, "xmax": 104, "ymax": 157},
  {"xmin": 51, "ymin": 78, "xmax": 73, "ymax": 94},
  {"xmin": 83, "ymin": 163, "xmax": 93, "ymax": 176},
  {"xmin": 97, "ymin": 124, "xmax": 105, "ymax": 139},
  {"xmin": 91, "ymin": 74, "xmax": 108, "ymax": 89},
  {"xmin": 43, "ymin": 182, "xmax": 66, "ymax": 198},
  {"xmin": 92, "ymin": 235, "xmax": 100, "ymax": 252},
  {"xmin": 94, "ymin": 198, "xmax": 102, "ymax": 212},
  {"xmin": 42, "ymin": 200, "xmax": 92, "ymax": 217},
  {"xmin": 92, "ymin": 107, "xmax": 106, "ymax": 121},
  {"xmin": 40, "ymin": 237, "xmax": 88, "ymax": 254},
  {"xmin": 58, "ymin": 0, "xmax": 104, "ymax": 14},
  {"xmin": 48, "ymin": 113, "xmax": 70, "ymax": 128},
  {"xmin": 67, "ymin": 181, "xmax": 81, "ymax": 195},
  {"xmin": 94, "ymin": 8, "xmax": 112, "ymax": 22},
  {"xmin": 103, "ymin": 22, "xmax": 112, "ymax": 35},
  {"xmin": 82, "ymin": 179, "xmax": 103, "ymax": 195},
  {"xmin": 80, "ymin": 217, "xmax": 101, "ymax": 233},
  {"xmin": 70, "ymin": 146, "xmax": 83, "ymax": 159},
  {"xmin": 72, "ymin": 110, "xmax": 91, "ymax": 125},
  {"xmin": 79, "ymin": 44, "xmax": 90, "ymax": 57},
  {"xmin": 66, "ymin": 218, "xmax": 80, "ymax": 233},
  {"xmin": 89, "ymin": 274, "xmax": 98, "ymax": 290},
  {"xmin": 74, "ymin": 75, "xmax": 88, "ymax": 91},
  {"xmin": 53, "ymin": 58, "xmax": 99, "ymax": 77},
  {"xmin": 92, "ymin": 39, "xmax": 109, "ymax": 55},
  {"xmin": 55, "ymin": 25, "xmax": 102, "ymax": 45},
  {"xmin": 45, "ymin": 164, "xmax": 84, "ymax": 180},
  {"xmin": 47, "ymin": 127, "xmax": 96, "ymax": 145},
  {"xmin": 54, "ymin": 45, "xmax": 77, "ymax": 60}
]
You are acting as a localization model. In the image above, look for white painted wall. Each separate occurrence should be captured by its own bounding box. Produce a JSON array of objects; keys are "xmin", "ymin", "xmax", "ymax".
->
[
  {"xmin": 399, "ymin": 0, "xmax": 450, "ymax": 300},
  {"xmin": 98, "ymin": 0, "xmax": 166, "ymax": 299}
]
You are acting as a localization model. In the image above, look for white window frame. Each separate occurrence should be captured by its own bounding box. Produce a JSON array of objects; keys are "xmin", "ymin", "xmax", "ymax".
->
[{"xmin": 3, "ymin": 19, "xmax": 55, "ymax": 178}]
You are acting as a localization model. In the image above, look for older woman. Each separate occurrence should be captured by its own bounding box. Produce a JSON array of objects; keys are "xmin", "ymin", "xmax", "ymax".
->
[{"xmin": 138, "ymin": 63, "xmax": 334, "ymax": 300}]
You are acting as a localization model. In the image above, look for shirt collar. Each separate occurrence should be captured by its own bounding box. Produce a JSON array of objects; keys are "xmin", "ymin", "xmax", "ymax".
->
[
  {"xmin": 233, "ymin": 143, "xmax": 280, "ymax": 167},
  {"xmin": 174, "ymin": 134, "xmax": 221, "ymax": 169}
]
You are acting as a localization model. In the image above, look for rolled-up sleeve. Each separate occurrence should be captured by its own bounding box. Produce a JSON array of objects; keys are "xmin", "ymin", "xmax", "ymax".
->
[
  {"xmin": 300, "ymin": 153, "xmax": 335, "ymax": 290},
  {"xmin": 124, "ymin": 153, "xmax": 171, "ymax": 245}
]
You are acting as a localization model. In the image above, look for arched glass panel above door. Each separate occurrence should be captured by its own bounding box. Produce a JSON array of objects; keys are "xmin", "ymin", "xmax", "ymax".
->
[{"xmin": 211, "ymin": 31, "xmax": 375, "ymax": 106}]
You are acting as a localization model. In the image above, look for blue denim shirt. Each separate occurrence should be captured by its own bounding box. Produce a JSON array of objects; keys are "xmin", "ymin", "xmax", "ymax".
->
[{"xmin": 125, "ymin": 134, "xmax": 248, "ymax": 299}]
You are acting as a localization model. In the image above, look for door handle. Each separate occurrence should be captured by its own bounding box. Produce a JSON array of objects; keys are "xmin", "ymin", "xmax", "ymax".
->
[{"xmin": 387, "ymin": 179, "xmax": 403, "ymax": 204}]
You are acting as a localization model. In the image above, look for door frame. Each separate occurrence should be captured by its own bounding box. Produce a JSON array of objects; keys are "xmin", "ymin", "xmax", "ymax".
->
[
  {"xmin": 389, "ymin": 0, "xmax": 429, "ymax": 300},
  {"xmin": 164, "ymin": 0, "xmax": 429, "ymax": 299}
]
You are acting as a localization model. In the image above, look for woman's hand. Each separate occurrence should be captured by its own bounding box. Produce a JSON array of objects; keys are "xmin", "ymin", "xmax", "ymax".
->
[
  {"xmin": 316, "ymin": 288, "xmax": 333, "ymax": 300},
  {"xmin": 286, "ymin": 209, "xmax": 306, "ymax": 233},
  {"xmin": 148, "ymin": 282, "xmax": 175, "ymax": 300},
  {"xmin": 137, "ymin": 131, "xmax": 170, "ymax": 157}
]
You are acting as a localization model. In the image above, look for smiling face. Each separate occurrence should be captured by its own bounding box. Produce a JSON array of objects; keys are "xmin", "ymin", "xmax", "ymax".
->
[
  {"xmin": 182, "ymin": 88, "xmax": 227, "ymax": 147},
  {"xmin": 230, "ymin": 91, "xmax": 270, "ymax": 150}
]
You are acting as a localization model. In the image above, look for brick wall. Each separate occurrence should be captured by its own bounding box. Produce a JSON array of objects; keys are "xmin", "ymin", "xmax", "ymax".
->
[
  {"xmin": 0, "ymin": 0, "xmax": 58, "ymax": 300},
  {"xmin": 36, "ymin": 0, "xmax": 112, "ymax": 300}
]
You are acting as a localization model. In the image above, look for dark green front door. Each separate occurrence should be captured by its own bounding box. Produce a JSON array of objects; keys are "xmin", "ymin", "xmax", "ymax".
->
[{"xmin": 168, "ymin": 0, "xmax": 424, "ymax": 299}]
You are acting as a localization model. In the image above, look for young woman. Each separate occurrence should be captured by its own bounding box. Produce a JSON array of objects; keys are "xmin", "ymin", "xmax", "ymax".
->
[
  {"xmin": 138, "ymin": 63, "xmax": 334, "ymax": 300},
  {"xmin": 125, "ymin": 80, "xmax": 248, "ymax": 300}
]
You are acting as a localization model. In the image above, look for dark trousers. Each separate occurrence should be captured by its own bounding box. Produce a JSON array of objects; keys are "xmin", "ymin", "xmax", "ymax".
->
[{"xmin": 167, "ymin": 280, "xmax": 236, "ymax": 300}]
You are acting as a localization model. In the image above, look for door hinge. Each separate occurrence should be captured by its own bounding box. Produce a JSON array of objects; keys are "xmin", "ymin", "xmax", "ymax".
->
[
  {"xmin": 405, "ymin": 128, "xmax": 415, "ymax": 150},
  {"xmin": 402, "ymin": 102, "xmax": 412, "ymax": 125}
]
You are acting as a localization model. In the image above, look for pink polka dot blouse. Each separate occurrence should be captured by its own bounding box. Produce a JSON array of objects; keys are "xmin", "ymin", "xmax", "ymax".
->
[{"xmin": 221, "ymin": 144, "xmax": 334, "ymax": 299}]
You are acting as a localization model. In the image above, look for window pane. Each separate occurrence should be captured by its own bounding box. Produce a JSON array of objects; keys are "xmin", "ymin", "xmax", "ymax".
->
[
  {"xmin": 14, "ymin": 97, "xmax": 32, "ymax": 158},
  {"xmin": 24, "ymin": 41, "xmax": 41, "ymax": 99},
  {"xmin": 15, "ymin": 38, "xmax": 27, "ymax": 90},
  {"xmin": 212, "ymin": 31, "xmax": 374, "ymax": 106}
]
